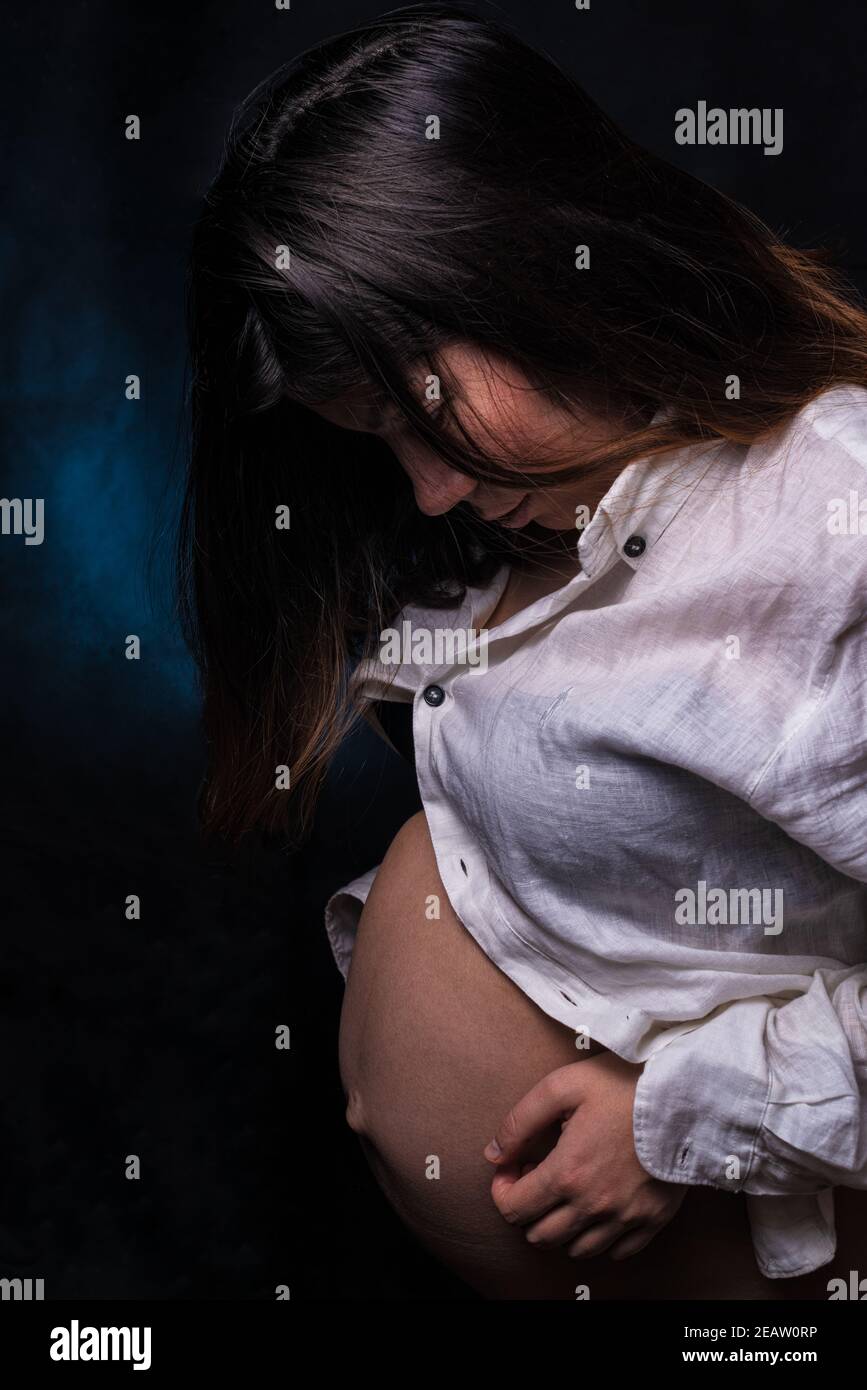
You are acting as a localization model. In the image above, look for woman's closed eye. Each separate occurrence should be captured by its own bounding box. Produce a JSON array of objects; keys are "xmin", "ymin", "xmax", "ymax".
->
[{"xmin": 378, "ymin": 397, "xmax": 446, "ymax": 436}]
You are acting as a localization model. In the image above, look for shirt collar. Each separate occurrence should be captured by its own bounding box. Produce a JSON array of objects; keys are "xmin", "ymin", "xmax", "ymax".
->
[{"xmin": 578, "ymin": 406, "xmax": 720, "ymax": 578}]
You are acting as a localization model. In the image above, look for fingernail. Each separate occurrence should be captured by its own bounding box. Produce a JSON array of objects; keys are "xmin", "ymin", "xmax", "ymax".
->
[{"xmin": 484, "ymin": 1139, "xmax": 502, "ymax": 1160}]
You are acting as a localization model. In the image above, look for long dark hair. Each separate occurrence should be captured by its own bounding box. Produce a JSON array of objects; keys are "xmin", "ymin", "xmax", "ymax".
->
[{"xmin": 178, "ymin": 1, "xmax": 867, "ymax": 848}]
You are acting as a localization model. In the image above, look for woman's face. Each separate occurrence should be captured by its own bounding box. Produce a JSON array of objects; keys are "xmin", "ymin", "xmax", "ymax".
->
[{"xmin": 306, "ymin": 341, "xmax": 628, "ymax": 531}]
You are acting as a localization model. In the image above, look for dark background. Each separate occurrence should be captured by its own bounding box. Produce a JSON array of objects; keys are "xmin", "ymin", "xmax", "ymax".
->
[{"xmin": 2, "ymin": 0, "xmax": 865, "ymax": 1299}]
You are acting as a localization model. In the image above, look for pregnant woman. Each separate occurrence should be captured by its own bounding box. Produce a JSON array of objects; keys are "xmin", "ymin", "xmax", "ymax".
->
[{"xmin": 178, "ymin": 4, "xmax": 867, "ymax": 1298}]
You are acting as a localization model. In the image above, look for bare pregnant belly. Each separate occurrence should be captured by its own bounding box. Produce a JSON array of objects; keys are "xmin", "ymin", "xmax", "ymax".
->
[{"xmin": 338, "ymin": 811, "xmax": 867, "ymax": 1300}]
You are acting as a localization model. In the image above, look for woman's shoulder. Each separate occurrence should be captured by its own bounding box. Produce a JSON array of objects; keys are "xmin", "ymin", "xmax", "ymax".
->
[
  {"xmin": 728, "ymin": 384, "xmax": 867, "ymax": 594},
  {"xmin": 766, "ymin": 382, "xmax": 867, "ymax": 484},
  {"xmin": 794, "ymin": 381, "xmax": 867, "ymax": 446}
]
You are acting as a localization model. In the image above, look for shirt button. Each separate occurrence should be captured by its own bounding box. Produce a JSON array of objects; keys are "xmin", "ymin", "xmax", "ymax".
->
[
  {"xmin": 423, "ymin": 683, "xmax": 446, "ymax": 707},
  {"xmin": 623, "ymin": 535, "xmax": 646, "ymax": 557}
]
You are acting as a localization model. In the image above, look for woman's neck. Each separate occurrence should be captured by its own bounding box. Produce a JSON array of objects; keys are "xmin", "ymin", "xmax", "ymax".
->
[{"xmin": 509, "ymin": 523, "xmax": 583, "ymax": 580}]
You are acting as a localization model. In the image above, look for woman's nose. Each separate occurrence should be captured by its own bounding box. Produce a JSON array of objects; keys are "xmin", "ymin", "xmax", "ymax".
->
[{"xmin": 401, "ymin": 453, "xmax": 478, "ymax": 517}]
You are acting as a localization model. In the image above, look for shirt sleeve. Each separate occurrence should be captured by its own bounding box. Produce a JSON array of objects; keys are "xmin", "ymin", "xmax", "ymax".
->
[
  {"xmin": 632, "ymin": 971, "xmax": 867, "ymax": 1195},
  {"xmin": 633, "ymin": 610, "xmax": 867, "ymax": 1196}
]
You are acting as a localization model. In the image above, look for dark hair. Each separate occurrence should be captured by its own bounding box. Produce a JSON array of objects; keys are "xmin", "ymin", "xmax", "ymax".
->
[{"xmin": 178, "ymin": 1, "xmax": 867, "ymax": 847}]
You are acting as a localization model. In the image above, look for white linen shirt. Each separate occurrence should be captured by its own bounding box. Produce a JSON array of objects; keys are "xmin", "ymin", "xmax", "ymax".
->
[{"xmin": 323, "ymin": 384, "xmax": 867, "ymax": 1280}]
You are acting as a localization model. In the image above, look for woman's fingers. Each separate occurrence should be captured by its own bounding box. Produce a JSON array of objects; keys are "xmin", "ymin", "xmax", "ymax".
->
[
  {"xmin": 606, "ymin": 1227, "xmax": 660, "ymax": 1261},
  {"xmin": 489, "ymin": 1157, "xmax": 564, "ymax": 1226},
  {"xmin": 525, "ymin": 1200, "xmax": 620, "ymax": 1249},
  {"xmin": 483, "ymin": 1064, "xmax": 580, "ymax": 1165},
  {"xmin": 568, "ymin": 1221, "xmax": 640, "ymax": 1259}
]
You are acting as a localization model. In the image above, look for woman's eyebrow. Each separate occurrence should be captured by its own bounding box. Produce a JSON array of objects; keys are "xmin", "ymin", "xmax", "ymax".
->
[
  {"xmin": 361, "ymin": 376, "xmax": 452, "ymax": 430},
  {"xmin": 363, "ymin": 389, "xmax": 408, "ymax": 427}
]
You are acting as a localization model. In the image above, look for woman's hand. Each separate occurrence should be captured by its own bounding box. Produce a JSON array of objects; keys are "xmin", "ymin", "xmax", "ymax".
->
[{"xmin": 483, "ymin": 1051, "xmax": 687, "ymax": 1260}]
